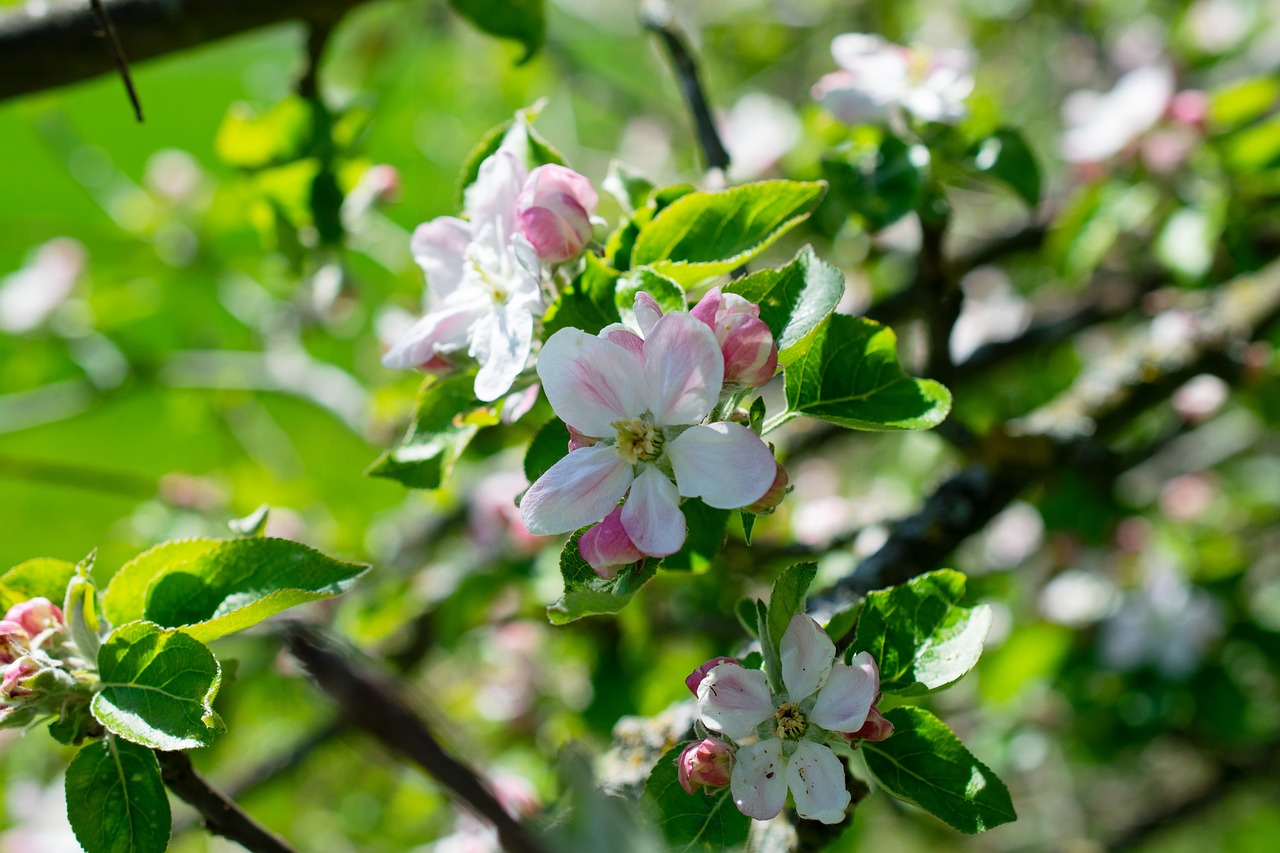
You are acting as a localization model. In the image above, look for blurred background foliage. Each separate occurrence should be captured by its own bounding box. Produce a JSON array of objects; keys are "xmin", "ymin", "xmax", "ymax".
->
[{"xmin": 2, "ymin": 0, "xmax": 1280, "ymax": 850}]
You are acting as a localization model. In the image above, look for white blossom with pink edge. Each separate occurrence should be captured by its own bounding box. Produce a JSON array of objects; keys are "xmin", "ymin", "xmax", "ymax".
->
[
  {"xmin": 1061, "ymin": 65, "xmax": 1175, "ymax": 166},
  {"xmin": 695, "ymin": 615, "xmax": 881, "ymax": 824},
  {"xmin": 520, "ymin": 311, "xmax": 776, "ymax": 558},
  {"xmin": 382, "ymin": 134, "xmax": 544, "ymax": 403},
  {"xmin": 813, "ymin": 34, "xmax": 973, "ymax": 127}
]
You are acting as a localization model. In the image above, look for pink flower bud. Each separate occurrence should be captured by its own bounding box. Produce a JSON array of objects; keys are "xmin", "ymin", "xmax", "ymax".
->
[
  {"xmin": 691, "ymin": 287, "xmax": 778, "ymax": 387},
  {"xmin": 846, "ymin": 703, "xmax": 894, "ymax": 743},
  {"xmin": 0, "ymin": 621, "xmax": 29, "ymax": 665},
  {"xmin": 578, "ymin": 507, "xmax": 644, "ymax": 579},
  {"xmin": 1167, "ymin": 90, "xmax": 1208, "ymax": 130},
  {"xmin": 515, "ymin": 165, "xmax": 598, "ymax": 264},
  {"xmin": 364, "ymin": 164, "xmax": 402, "ymax": 205},
  {"xmin": 685, "ymin": 656, "xmax": 738, "ymax": 695},
  {"xmin": 4, "ymin": 598, "xmax": 63, "ymax": 638},
  {"xmin": 677, "ymin": 738, "xmax": 734, "ymax": 794},
  {"xmin": 1, "ymin": 658, "xmax": 39, "ymax": 701},
  {"xmin": 745, "ymin": 461, "xmax": 789, "ymax": 514}
]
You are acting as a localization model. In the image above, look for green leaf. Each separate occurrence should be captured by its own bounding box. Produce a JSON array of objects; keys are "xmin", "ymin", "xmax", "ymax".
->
[
  {"xmin": 617, "ymin": 267, "xmax": 688, "ymax": 317},
  {"xmin": 970, "ymin": 128, "xmax": 1041, "ymax": 208},
  {"xmin": 447, "ymin": 0, "xmax": 545, "ymax": 64},
  {"xmin": 659, "ymin": 500, "xmax": 729, "ymax": 573},
  {"xmin": 65, "ymin": 574, "xmax": 103, "ymax": 664},
  {"xmin": 822, "ymin": 133, "xmax": 926, "ymax": 231},
  {"xmin": 780, "ymin": 314, "xmax": 952, "ymax": 431},
  {"xmin": 735, "ymin": 598, "xmax": 759, "ymax": 640},
  {"xmin": 0, "ymin": 557, "xmax": 76, "ymax": 610},
  {"xmin": 66, "ymin": 736, "xmax": 171, "ymax": 853},
  {"xmin": 851, "ymin": 569, "xmax": 992, "ymax": 695},
  {"xmin": 766, "ymin": 563, "xmax": 818, "ymax": 658},
  {"xmin": 228, "ymin": 504, "xmax": 270, "ymax": 537},
  {"xmin": 603, "ymin": 160, "xmax": 656, "ymax": 213},
  {"xmin": 642, "ymin": 744, "xmax": 750, "ymax": 851},
  {"xmin": 631, "ymin": 181, "xmax": 827, "ymax": 285},
  {"xmin": 543, "ymin": 253, "xmax": 623, "ymax": 336},
  {"xmin": 1209, "ymin": 75, "xmax": 1280, "ymax": 128},
  {"xmin": 548, "ymin": 530, "xmax": 657, "ymax": 624},
  {"xmin": 824, "ymin": 600, "xmax": 863, "ymax": 646},
  {"xmin": 723, "ymin": 246, "xmax": 845, "ymax": 366},
  {"xmin": 367, "ymin": 372, "xmax": 491, "ymax": 490},
  {"xmin": 214, "ymin": 97, "xmax": 322, "ymax": 170},
  {"xmin": 756, "ymin": 598, "xmax": 783, "ymax": 695},
  {"xmin": 605, "ymin": 184, "xmax": 696, "ymax": 272},
  {"xmin": 456, "ymin": 108, "xmax": 565, "ymax": 207},
  {"xmin": 101, "ymin": 537, "xmax": 369, "ymax": 643},
  {"xmin": 862, "ymin": 706, "xmax": 1016, "ymax": 834},
  {"xmin": 524, "ymin": 418, "xmax": 570, "ymax": 484},
  {"xmin": 92, "ymin": 622, "xmax": 223, "ymax": 750}
]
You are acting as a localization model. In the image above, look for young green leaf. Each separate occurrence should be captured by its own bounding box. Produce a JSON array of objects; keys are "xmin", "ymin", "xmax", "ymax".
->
[
  {"xmin": 642, "ymin": 744, "xmax": 750, "ymax": 852},
  {"xmin": 970, "ymin": 128, "xmax": 1041, "ymax": 208},
  {"xmin": 367, "ymin": 371, "xmax": 493, "ymax": 490},
  {"xmin": 766, "ymin": 562, "xmax": 818, "ymax": 660},
  {"xmin": 631, "ymin": 181, "xmax": 827, "ymax": 285},
  {"xmin": 617, "ymin": 267, "xmax": 687, "ymax": 317},
  {"xmin": 447, "ymin": 0, "xmax": 545, "ymax": 64},
  {"xmin": 756, "ymin": 598, "xmax": 783, "ymax": 695},
  {"xmin": 92, "ymin": 622, "xmax": 224, "ymax": 751},
  {"xmin": 603, "ymin": 160, "xmax": 656, "ymax": 213},
  {"xmin": 214, "ymin": 96, "xmax": 322, "ymax": 170},
  {"xmin": 862, "ymin": 706, "xmax": 1016, "ymax": 834},
  {"xmin": 780, "ymin": 314, "xmax": 952, "ymax": 431},
  {"xmin": 548, "ymin": 530, "xmax": 657, "ymax": 625},
  {"xmin": 66, "ymin": 736, "xmax": 171, "ymax": 853},
  {"xmin": 605, "ymin": 184, "xmax": 695, "ymax": 271},
  {"xmin": 851, "ymin": 569, "xmax": 992, "ymax": 695},
  {"xmin": 723, "ymin": 246, "xmax": 845, "ymax": 366},
  {"xmin": 101, "ymin": 537, "xmax": 369, "ymax": 643},
  {"xmin": 822, "ymin": 133, "xmax": 926, "ymax": 231},
  {"xmin": 0, "ymin": 557, "xmax": 76, "ymax": 610},
  {"xmin": 543, "ymin": 253, "xmax": 623, "ymax": 336}
]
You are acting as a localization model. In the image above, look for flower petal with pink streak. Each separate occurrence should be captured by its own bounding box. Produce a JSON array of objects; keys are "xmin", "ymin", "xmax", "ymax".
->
[
  {"xmin": 633, "ymin": 292, "xmax": 665, "ymax": 335},
  {"xmin": 642, "ymin": 312, "xmax": 723, "ymax": 426},
  {"xmin": 731, "ymin": 739, "xmax": 788, "ymax": 821},
  {"xmin": 787, "ymin": 742, "xmax": 850, "ymax": 824},
  {"xmin": 809, "ymin": 662, "xmax": 877, "ymax": 733},
  {"xmin": 410, "ymin": 218, "xmax": 471, "ymax": 299},
  {"xmin": 537, "ymin": 328, "xmax": 650, "ymax": 436},
  {"xmin": 697, "ymin": 663, "xmax": 774, "ymax": 739},
  {"xmin": 620, "ymin": 466, "xmax": 686, "ymax": 557},
  {"xmin": 779, "ymin": 614, "xmax": 835, "ymax": 702},
  {"xmin": 381, "ymin": 301, "xmax": 483, "ymax": 369},
  {"xmin": 665, "ymin": 423, "xmax": 776, "ymax": 509},
  {"xmin": 520, "ymin": 445, "xmax": 632, "ymax": 536}
]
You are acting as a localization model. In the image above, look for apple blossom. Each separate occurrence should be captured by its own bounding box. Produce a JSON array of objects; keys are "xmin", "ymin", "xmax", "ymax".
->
[
  {"xmin": 515, "ymin": 164, "xmax": 598, "ymax": 263},
  {"xmin": 695, "ymin": 615, "xmax": 882, "ymax": 823},
  {"xmin": 577, "ymin": 507, "xmax": 644, "ymax": 579},
  {"xmin": 1061, "ymin": 65, "xmax": 1175, "ymax": 166},
  {"xmin": 690, "ymin": 287, "xmax": 778, "ymax": 388},
  {"xmin": 520, "ymin": 310, "xmax": 777, "ymax": 558},
  {"xmin": 4, "ymin": 598, "xmax": 63, "ymax": 640},
  {"xmin": 677, "ymin": 738, "xmax": 734, "ymax": 794},
  {"xmin": 813, "ymin": 34, "xmax": 973, "ymax": 126}
]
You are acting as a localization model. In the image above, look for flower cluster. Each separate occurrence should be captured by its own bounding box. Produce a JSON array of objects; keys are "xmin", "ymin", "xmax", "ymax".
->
[
  {"xmin": 0, "ymin": 597, "xmax": 89, "ymax": 724},
  {"xmin": 680, "ymin": 615, "xmax": 893, "ymax": 824},
  {"xmin": 382, "ymin": 123, "xmax": 598, "ymax": 403},
  {"xmin": 812, "ymin": 34, "xmax": 973, "ymax": 127},
  {"xmin": 519, "ymin": 288, "xmax": 784, "ymax": 577}
]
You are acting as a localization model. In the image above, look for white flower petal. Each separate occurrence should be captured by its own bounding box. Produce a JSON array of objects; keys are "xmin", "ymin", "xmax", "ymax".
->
[
  {"xmin": 410, "ymin": 217, "xmax": 471, "ymax": 299},
  {"xmin": 780, "ymin": 614, "xmax": 835, "ymax": 703},
  {"xmin": 466, "ymin": 149, "xmax": 527, "ymax": 240},
  {"xmin": 520, "ymin": 445, "xmax": 632, "ymax": 535},
  {"xmin": 537, "ymin": 328, "xmax": 650, "ymax": 436},
  {"xmin": 472, "ymin": 300, "xmax": 534, "ymax": 402},
  {"xmin": 787, "ymin": 742, "xmax": 850, "ymax": 824},
  {"xmin": 381, "ymin": 302, "xmax": 481, "ymax": 369},
  {"xmin": 809, "ymin": 662, "xmax": 877, "ymax": 733},
  {"xmin": 665, "ymin": 423, "xmax": 776, "ymax": 509},
  {"xmin": 620, "ymin": 466, "xmax": 686, "ymax": 557},
  {"xmin": 643, "ymin": 312, "xmax": 723, "ymax": 426},
  {"xmin": 697, "ymin": 663, "xmax": 775, "ymax": 739},
  {"xmin": 730, "ymin": 739, "xmax": 788, "ymax": 821}
]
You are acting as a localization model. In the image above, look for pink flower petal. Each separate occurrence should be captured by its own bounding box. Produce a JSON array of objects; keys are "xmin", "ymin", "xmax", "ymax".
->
[
  {"xmin": 730, "ymin": 739, "xmax": 788, "ymax": 821},
  {"xmin": 665, "ymin": 423, "xmax": 777, "ymax": 509},
  {"xmin": 787, "ymin": 742, "xmax": 850, "ymax": 824},
  {"xmin": 642, "ymin": 312, "xmax": 723, "ymax": 426},
  {"xmin": 620, "ymin": 466, "xmax": 686, "ymax": 557},
  {"xmin": 410, "ymin": 217, "xmax": 471, "ymax": 299},
  {"xmin": 537, "ymin": 328, "xmax": 650, "ymax": 436},
  {"xmin": 698, "ymin": 663, "xmax": 774, "ymax": 739},
  {"xmin": 633, "ymin": 292, "xmax": 665, "ymax": 335},
  {"xmin": 808, "ymin": 662, "xmax": 877, "ymax": 733},
  {"xmin": 520, "ymin": 445, "xmax": 632, "ymax": 536},
  {"xmin": 780, "ymin": 614, "xmax": 835, "ymax": 703}
]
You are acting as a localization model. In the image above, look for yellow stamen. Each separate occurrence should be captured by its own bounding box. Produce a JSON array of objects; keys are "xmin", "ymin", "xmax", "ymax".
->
[
  {"xmin": 612, "ymin": 417, "xmax": 660, "ymax": 464},
  {"xmin": 773, "ymin": 701, "xmax": 807, "ymax": 739}
]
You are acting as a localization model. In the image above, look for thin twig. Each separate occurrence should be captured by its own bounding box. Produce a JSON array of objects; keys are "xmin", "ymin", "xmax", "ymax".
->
[
  {"xmin": 283, "ymin": 623, "xmax": 549, "ymax": 853},
  {"xmin": 155, "ymin": 750, "xmax": 298, "ymax": 853},
  {"xmin": 641, "ymin": 2, "xmax": 730, "ymax": 173},
  {"xmin": 88, "ymin": 0, "xmax": 143, "ymax": 121}
]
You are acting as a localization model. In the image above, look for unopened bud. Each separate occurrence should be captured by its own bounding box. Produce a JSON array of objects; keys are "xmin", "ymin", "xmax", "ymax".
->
[
  {"xmin": 677, "ymin": 738, "xmax": 735, "ymax": 794},
  {"xmin": 685, "ymin": 656, "xmax": 738, "ymax": 695},
  {"xmin": 578, "ymin": 507, "xmax": 643, "ymax": 579},
  {"xmin": 745, "ymin": 462, "xmax": 789, "ymax": 515},
  {"xmin": 0, "ymin": 621, "xmax": 29, "ymax": 664},
  {"xmin": 847, "ymin": 705, "xmax": 894, "ymax": 743},
  {"xmin": 4, "ymin": 598, "xmax": 63, "ymax": 638},
  {"xmin": 516, "ymin": 165, "xmax": 598, "ymax": 264},
  {"xmin": 691, "ymin": 287, "xmax": 778, "ymax": 387}
]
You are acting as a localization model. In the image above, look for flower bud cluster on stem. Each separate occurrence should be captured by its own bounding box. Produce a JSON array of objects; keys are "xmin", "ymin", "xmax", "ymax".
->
[{"xmin": 0, "ymin": 596, "xmax": 99, "ymax": 738}]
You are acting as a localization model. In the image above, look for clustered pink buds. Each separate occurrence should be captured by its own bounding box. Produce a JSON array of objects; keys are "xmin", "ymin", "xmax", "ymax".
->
[
  {"xmin": 685, "ymin": 656, "xmax": 738, "ymax": 695},
  {"xmin": 5, "ymin": 597, "xmax": 63, "ymax": 638},
  {"xmin": 677, "ymin": 737, "xmax": 734, "ymax": 794},
  {"xmin": 515, "ymin": 164, "xmax": 599, "ymax": 264},
  {"xmin": 690, "ymin": 287, "xmax": 779, "ymax": 388},
  {"xmin": 578, "ymin": 507, "xmax": 644, "ymax": 579},
  {"xmin": 0, "ymin": 657, "xmax": 38, "ymax": 702}
]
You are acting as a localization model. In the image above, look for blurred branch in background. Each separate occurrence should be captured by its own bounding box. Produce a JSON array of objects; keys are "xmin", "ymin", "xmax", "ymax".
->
[{"xmin": 0, "ymin": 0, "xmax": 372, "ymax": 102}]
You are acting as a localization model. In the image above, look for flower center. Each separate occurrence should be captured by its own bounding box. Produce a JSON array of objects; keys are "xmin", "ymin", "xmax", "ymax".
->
[
  {"xmin": 773, "ymin": 701, "xmax": 807, "ymax": 739},
  {"xmin": 612, "ymin": 416, "xmax": 661, "ymax": 464}
]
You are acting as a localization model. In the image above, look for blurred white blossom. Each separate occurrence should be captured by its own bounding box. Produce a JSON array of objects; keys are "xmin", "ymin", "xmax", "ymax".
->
[{"xmin": 0, "ymin": 238, "xmax": 86, "ymax": 334}]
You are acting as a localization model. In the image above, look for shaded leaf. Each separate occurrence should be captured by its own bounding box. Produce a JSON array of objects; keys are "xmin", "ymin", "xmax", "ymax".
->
[
  {"xmin": 524, "ymin": 418, "xmax": 570, "ymax": 484},
  {"xmin": 367, "ymin": 372, "xmax": 492, "ymax": 490},
  {"xmin": 642, "ymin": 744, "xmax": 750, "ymax": 851},
  {"xmin": 548, "ymin": 530, "xmax": 657, "ymax": 624},
  {"xmin": 660, "ymin": 500, "xmax": 729, "ymax": 573},
  {"xmin": 66, "ymin": 736, "xmax": 170, "ymax": 853},
  {"xmin": 543, "ymin": 253, "xmax": 623, "ymax": 336},
  {"xmin": 447, "ymin": 0, "xmax": 545, "ymax": 64},
  {"xmin": 617, "ymin": 267, "xmax": 687, "ymax": 317},
  {"xmin": 970, "ymin": 128, "xmax": 1041, "ymax": 207},
  {"xmin": 822, "ymin": 133, "xmax": 926, "ymax": 231}
]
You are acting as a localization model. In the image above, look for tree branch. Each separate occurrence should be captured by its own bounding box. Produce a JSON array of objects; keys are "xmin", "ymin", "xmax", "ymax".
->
[
  {"xmin": 0, "ymin": 0, "xmax": 371, "ymax": 103},
  {"xmin": 155, "ymin": 750, "xmax": 298, "ymax": 853},
  {"xmin": 88, "ymin": 0, "xmax": 143, "ymax": 121}
]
